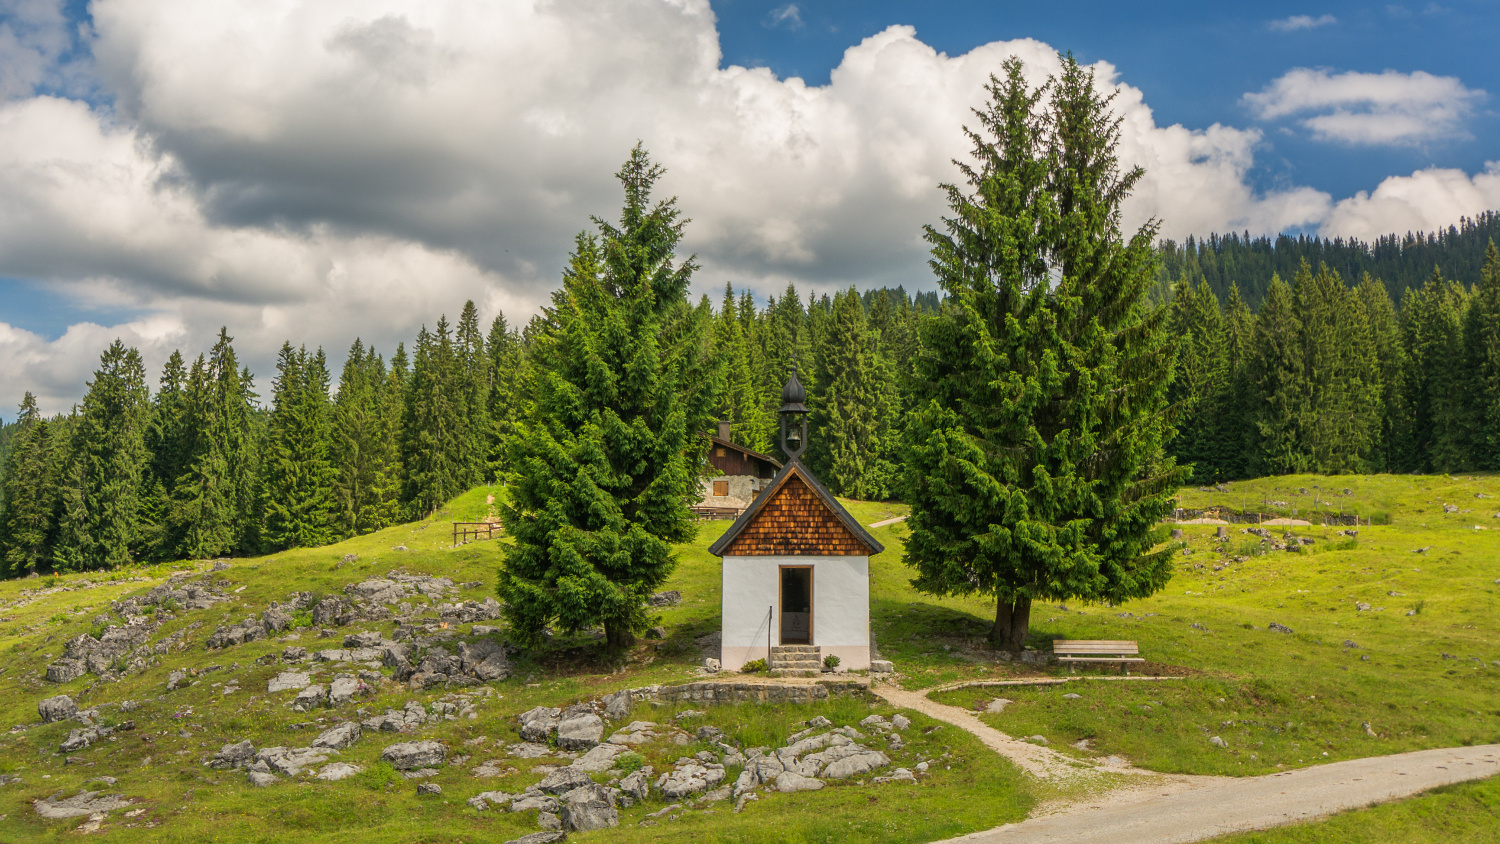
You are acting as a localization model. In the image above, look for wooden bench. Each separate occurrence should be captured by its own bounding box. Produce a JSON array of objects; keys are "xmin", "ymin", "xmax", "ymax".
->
[{"xmin": 1052, "ymin": 640, "xmax": 1145, "ymax": 674}]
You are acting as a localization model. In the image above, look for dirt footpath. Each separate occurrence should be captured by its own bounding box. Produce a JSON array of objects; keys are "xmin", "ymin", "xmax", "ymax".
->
[
  {"xmin": 874, "ymin": 683, "xmax": 1500, "ymax": 842},
  {"xmin": 942, "ymin": 744, "xmax": 1499, "ymax": 843}
]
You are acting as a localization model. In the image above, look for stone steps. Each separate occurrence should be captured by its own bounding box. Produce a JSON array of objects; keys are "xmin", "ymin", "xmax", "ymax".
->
[{"xmin": 769, "ymin": 645, "xmax": 823, "ymax": 677}]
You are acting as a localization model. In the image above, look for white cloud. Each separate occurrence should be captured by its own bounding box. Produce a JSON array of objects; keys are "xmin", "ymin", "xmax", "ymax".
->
[
  {"xmin": 1269, "ymin": 14, "xmax": 1337, "ymax": 31},
  {"xmin": 1320, "ymin": 161, "xmax": 1500, "ymax": 241},
  {"xmin": 1244, "ymin": 67, "xmax": 1485, "ymax": 146},
  {"xmin": 768, "ymin": 4, "xmax": 802, "ymax": 30},
  {"xmin": 0, "ymin": 0, "xmax": 1488, "ymax": 414}
]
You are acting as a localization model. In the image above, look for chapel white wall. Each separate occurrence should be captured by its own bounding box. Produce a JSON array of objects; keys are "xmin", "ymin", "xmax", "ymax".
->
[{"xmin": 720, "ymin": 554, "xmax": 870, "ymax": 671}]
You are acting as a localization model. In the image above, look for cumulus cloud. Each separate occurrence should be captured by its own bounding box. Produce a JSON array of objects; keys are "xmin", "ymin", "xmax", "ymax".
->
[
  {"xmin": 1269, "ymin": 14, "xmax": 1337, "ymax": 31},
  {"xmin": 1320, "ymin": 161, "xmax": 1500, "ymax": 241},
  {"xmin": 1244, "ymin": 67, "xmax": 1485, "ymax": 146},
  {"xmin": 0, "ymin": 0, "xmax": 1487, "ymax": 414}
]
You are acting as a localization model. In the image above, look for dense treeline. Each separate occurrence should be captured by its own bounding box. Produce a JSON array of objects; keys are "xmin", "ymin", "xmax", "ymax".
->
[
  {"xmin": 1155, "ymin": 211, "xmax": 1500, "ymax": 309},
  {"xmin": 0, "ymin": 272, "xmax": 933, "ymax": 576},
  {"xmin": 1167, "ymin": 244, "xmax": 1500, "ymax": 482}
]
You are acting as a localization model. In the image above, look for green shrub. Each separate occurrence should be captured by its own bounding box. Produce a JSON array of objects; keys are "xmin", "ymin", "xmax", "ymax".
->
[
  {"xmin": 616, "ymin": 751, "xmax": 646, "ymax": 774},
  {"xmin": 823, "ymin": 654, "xmax": 841, "ymax": 669},
  {"xmin": 741, "ymin": 658, "xmax": 767, "ymax": 673},
  {"xmin": 1411, "ymin": 599, "xmax": 1425, "ymax": 615}
]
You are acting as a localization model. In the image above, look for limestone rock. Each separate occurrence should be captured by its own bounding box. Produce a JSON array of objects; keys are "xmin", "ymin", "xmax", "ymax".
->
[
  {"xmin": 502, "ymin": 832, "xmax": 566, "ymax": 844},
  {"xmin": 537, "ymin": 766, "xmax": 594, "ymax": 795},
  {"xmin": 571, "ymin": 743, "xmax": 625, "ymax": 773},
  {"xmin": 416, "ymin": 782, "xmax": 442, "ymax": 796},
  {"xmin": 316, "ymin": 762, "xmax": 363, "ymax": 781},
  {"xmin": 33, "ymin": 790, "xmax": 131, "ymax": 819},
  {"xmin": 38, "ymin": 695, "xmax": 77, "ymax": 723},
  {"xmin": 556, "ymin": 710, "xmax": 605, "ymax": 750},
  {"xmin": 519, "ymin": 707, "xmax": 561, "ymax": 743},
  {"xmin": 510, "ymin": 793, "xmax": 561, "ymax": 814},
  {"xmin": 603, "ymin": 690, "xmax": 631, "ymax": 722},
  {"xmin": 381, "ymin": 740, "xmax": 447, "ymax": 770},
  {"xmin": 312, "ymin": 721, "xmax": 362, "ymax": 751},
  {"xmin": 291, "ymin": 684, "xmax": 327, "ymax": 712},
  {"xmin": 44, "ymin": 659, "xmax": 86, "ymax": 684},
  {"xmin": 658, "ymin": 762, "xmax": 725, "ymax": 799},
  {"xmin": 774, "ymin": 771, "xmax": 824, "ymax": 792},
  {"xmin": 560, "ymin": 783, "xmax": 618, "ymax": 832},
  {"xmin": 248, "ymin": 771, "xmax": 279, "ymax": 787},
  {"xmin": 208, "ymin": 740, "xmax": 257, "ymax": 769},
  {"xmin": 267, "ymin": 671, "xmax": 311, "ymax": 693},
  {"xmin": 619, "ymin": 767, "xmax": 653, "ymax": 802},
  {"xmin": 328, "ymin": 676, "xmax": 360, "ymax": 706}
]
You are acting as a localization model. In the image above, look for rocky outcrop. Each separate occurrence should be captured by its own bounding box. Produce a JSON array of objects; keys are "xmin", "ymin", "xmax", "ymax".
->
[
  {"xmin": 208, "ymin": 740, "xmax": 257, "ymax": 769},
  {"xmin": 381, "ymin": 740, "xmax": 446, "ymax": 770}
]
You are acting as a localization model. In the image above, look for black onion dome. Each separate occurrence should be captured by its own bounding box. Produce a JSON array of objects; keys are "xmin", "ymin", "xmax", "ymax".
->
[{"xmin": 781, "ymin": 370, "xmax": 807, "ymax": 406}]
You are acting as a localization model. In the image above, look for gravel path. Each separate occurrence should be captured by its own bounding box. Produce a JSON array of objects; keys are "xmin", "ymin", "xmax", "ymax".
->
[{"xmin": 874, "ymin": 682, "xmax": 1500, "ymax": 842}]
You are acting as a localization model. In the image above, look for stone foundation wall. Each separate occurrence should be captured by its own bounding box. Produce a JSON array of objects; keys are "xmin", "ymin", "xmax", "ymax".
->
[{"xmin": 630, "ymin": 680, "xmax": 868, "ymax": 705}]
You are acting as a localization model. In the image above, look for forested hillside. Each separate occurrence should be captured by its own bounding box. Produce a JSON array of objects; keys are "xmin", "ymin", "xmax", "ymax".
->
[{"xmin": 1154, "ymin": 211, "xmax": 1500, "ymax": 308}]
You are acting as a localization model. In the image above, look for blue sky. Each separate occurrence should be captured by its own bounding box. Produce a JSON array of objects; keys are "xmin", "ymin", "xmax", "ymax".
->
[
  {"xmin": 0, "ymin": 0, "xmax": 1495, "ymax": 415},
  {"xmin": 711, "ymin": 0, "xmax": 1498, "ymax": 204}
]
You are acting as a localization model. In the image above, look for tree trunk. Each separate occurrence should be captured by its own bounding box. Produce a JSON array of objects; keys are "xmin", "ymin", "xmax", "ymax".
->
[
  {"xmin": 989, "ymin": 594, "xmax": 1032, "ymax": 653},
  {"xmin": 605, "ymin": 620, "xmax": 636, "ymax": 653}
]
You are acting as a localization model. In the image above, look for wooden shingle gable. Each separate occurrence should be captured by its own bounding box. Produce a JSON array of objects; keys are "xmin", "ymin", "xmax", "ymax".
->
[{"xmin": 708, "ymin": 461, "xmax": 884, "ymax": 557}]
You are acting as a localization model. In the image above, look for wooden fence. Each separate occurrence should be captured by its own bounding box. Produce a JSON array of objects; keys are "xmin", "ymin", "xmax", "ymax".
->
[{"xmin": 452, "ymin": 522, "xmax": 502, "ymax": 546}]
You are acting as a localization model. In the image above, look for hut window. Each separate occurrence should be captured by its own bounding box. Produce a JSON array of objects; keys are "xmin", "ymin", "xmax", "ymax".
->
[
  {"xmin": 716, "ymin": 447, "xmax": 726, "ymax": 457},
  {"xmin": 713, "ymin": 481, "xmax": 729, "ymax": 497}
]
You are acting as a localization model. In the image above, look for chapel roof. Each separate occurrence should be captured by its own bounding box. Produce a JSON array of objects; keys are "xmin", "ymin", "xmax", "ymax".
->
[{"xmin": 707, "ymin": 459, "xmax": 884, "ymax": 557}]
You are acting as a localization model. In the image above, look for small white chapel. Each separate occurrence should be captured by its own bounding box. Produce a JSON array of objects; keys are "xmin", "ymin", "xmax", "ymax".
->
[{"xmin": 708, "ymin": 371, "xmax": 884, "ymax": 673}]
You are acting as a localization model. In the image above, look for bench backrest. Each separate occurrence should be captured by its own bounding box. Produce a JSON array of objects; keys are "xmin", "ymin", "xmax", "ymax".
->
[{"xmin": 1052, "ymin": 639, "xmax": 1139, "ymax": 655}]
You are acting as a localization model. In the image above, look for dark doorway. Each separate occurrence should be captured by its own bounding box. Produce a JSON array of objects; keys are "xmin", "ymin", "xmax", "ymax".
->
[{"xmin": 780, "ymin": 566, "xmax": 812, "ymax": 644}]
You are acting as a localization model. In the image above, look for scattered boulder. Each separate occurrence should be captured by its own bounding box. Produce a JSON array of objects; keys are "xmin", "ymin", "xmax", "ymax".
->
[
  {"xmin": 556, "ymin": 708, "xmax": 605, "ymax": 750},
  {"xmin": 647, "ymin": 591, "xmax": 682, "ymax": 607},
  {"xmin": 519, "ymin": 707, "xmax": 561, "ymax": 743},
  {"xmin": 774, "ymin": 771, "xmax": 824, "ymax": 792},
  {"xmin": 312, "ymin": 721, "xmax": 362, "ymax": 751},
  {"xmin": 38, "ymin": 695, "xmax": 77, "ymax": 723},
  {"xmin": 248, "ymin": 771, "xmax": 279, "ymax": 788},
  {"xmin": 267, "ymin": 671, "xmax": 311, "ymax": 693},
  {"xmin": 619, "ymin": 768, "xmax": 653, "ymax": 803},
  {"xmin": 44, "ymin": 659, "xmax": 86, "ymax": 684},
  {"xmin": 467, "ymin": 790, "xmax": 515, "ymax": 811},
  {"xmin": 503, "ymin": 832, "xmax": 566, "ymax": 844},
  {"xmin": 1209, "ymin": 736, "xmax": 1228, "ymax": 748},
  {"xmin": 316, "ymin": 763, "xmax": 362, "ymax": 781},
  {"xmin": 33, "ymin": 790, "xmax": 132, "ymax": 819},
  {"xmin": 290, "ymin": 685, "xmax": 327, "ymax": 712},
  {"xmin": 1268, "ymin": 622, "xmax": 1294, "ymax": 634},
  {"xmin": 166, "ymin": 669, "xmax": 188, "ymax": 691},
  {"xmin": 1061, "ymin": 693, "xmax": 1082, "ymax": 700},
  {"xmin": 257, "ymin": 746, "xmax": 329, "ymax": 777},
  {"xmin": 328, "ymin": 676, "xmax": 361, "ymax": 706},
  {"xmin": 207, "ymin": 740, "xmax": 257, "ymax": 770},
  {"xmin": 416, "ymin": 782, "xmax": 442, "ymax": 796},
  {"xmin": 869, "ymin": 660, "xmax": 894, "ymax": 673},
  {"xmin": 571, "ymin": 743, "xmax": 626, "ymax": 773},
  {"xmin": 658, "ymin": 762, "xmax": 725, "ymax": 799},
  {"xmin": 891, "ymin": 714, "xmax": 911, "ymax": 731},
  {"xmin": 510, "ymin": 793, "xmax": 561, "ymax": 814},
  {"xmin": 602, "ymin": 690, "xmax": 631, "ymax": 722},
  {"xmin": 559, "ymin": 783, "xmax": 618, "ymax": 832},
  {"xmin": 537, "ymin": 766, "xmax": 594, "ymax": 795},
  {"xmin": 382, "ymin": 740, "xmax": 446, "ymax": 770}
]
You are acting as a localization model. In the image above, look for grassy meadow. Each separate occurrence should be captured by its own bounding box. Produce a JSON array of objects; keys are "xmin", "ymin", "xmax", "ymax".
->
[{"xmin": 0, "ymin": 474, "xmax": 1495, "ymax": 840}]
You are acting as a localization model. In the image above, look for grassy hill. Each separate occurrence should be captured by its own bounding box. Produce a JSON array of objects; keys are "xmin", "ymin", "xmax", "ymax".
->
[{"xmin": 0, "ymin": 476, "xmax": 1496, "ymax": 841}]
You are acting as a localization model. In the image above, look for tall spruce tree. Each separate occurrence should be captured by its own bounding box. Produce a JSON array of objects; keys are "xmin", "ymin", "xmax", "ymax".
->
[
  {"xmin": 1400, "ymin": 269, "xmax": 1470, "ymax": 471},
  {"xmin": 498, "ymin": 145, "xmax": 719, "ymax": 651},
  {"xmin": 1248, "ymin": 275, "xmax": 1308, "ymax": 474},
  {"xmin": 331, "ymin": 340, "xmax": 401, "ymax": 537},
  {"xmin": 902, "ymin": 56, "xmax": 1182, "ymax": 652},
  {"xmin": 456, "ymin": 301, "xmax": 491, "ymax": 487},
  {"xmin": 168, "ymin": 330, "xmax": 258, "ymax": 559},
  {"xmin": 53, "ymin": 341, "xmax": 151, "ymax": 570},
  {"xmin": 810, "ymin": 288, "xmax": 900, "ymax": 499},
  {"xmin": 400, "ymin": 320, "xmax": 467, "ymax": 518},
  {"xmin": 0, "ymin": 394, "xmax": 57, "ymax": 576},
  {"xmin": 1354, "ymin": 273, "xmax": 1406, "ymax": 472},
  {"xmin": 260, "ymin": 344, "xmax": 336, "ymax": 550},
  {"xmin": 486, "ymin": 313, "xmax": 523, "ymax": 480},
  {"xmin": 142, "ymin": 351, "xmax": 190, "ymax": 558},
  {"xmin": 1462, "ymin": 242, "xmax": 1500, "ymax": 468}
]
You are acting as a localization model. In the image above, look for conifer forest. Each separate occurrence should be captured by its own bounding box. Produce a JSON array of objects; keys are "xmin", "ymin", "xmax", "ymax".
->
[{"xmin": 1, "ymin": 153, "xmax": 1498, "ymax": 582}]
